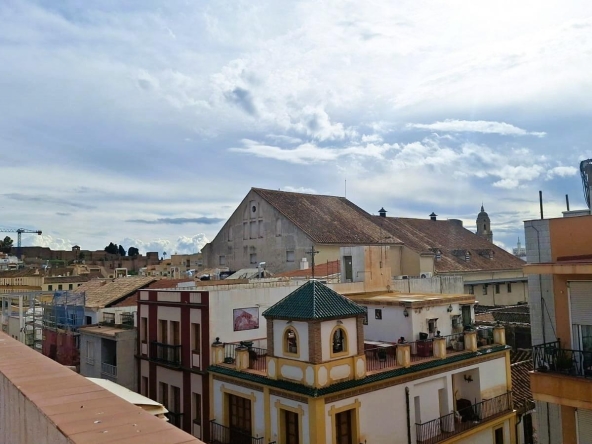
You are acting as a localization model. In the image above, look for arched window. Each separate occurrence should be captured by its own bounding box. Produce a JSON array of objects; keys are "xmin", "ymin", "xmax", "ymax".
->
[
  {"xmin": 285, "ymin": 328, "xmax": 298, "ymax": 355},
  {"xmin": 332, "ymin": 327, "xmax": 347, "ymax": 353}
]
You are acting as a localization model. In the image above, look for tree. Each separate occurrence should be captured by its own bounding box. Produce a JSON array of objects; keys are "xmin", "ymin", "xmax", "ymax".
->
[
  {"xmin": 128, "ymin": 247, "xmax": 139, "ymax": 257},
  {"xmin": 104, "ymin": 242, "xmax": 118, "ymax": 255},
  {"xmin": 118, "ymin": 245, "xmax": 126, "ymax": 256},
  {"xmin": 0, "ymin": 236, "xmax": 13, "ymax": 254}
]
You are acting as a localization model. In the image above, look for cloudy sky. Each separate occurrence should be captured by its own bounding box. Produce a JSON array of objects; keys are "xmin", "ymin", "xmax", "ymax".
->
[{"xmin": 2, "ymin": 0, "xmax": 591, "ymax": 255}]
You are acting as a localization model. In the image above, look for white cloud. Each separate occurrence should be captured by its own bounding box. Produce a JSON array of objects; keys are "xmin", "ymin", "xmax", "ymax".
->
[
  {"xmin": 282, "ymin": 186, "xmax": 317, "ymax": 194},
  {"xmin": 547, "ymin": 166, "xmax": 578, "ymax": 179},
  {"xmin": 407, "ymin": 120, "xmax": 546, "ymax": 137},
  {"xmin": 121, "ymin": 234, "xmax": 209, "ymax": 256},
  {"xmin": 28, "ymin": 234, "xmax": 74, "ymax": 250}
]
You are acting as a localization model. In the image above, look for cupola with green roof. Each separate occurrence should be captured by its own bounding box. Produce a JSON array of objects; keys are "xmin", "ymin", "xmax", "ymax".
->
[{"xmin": 263, "ymin": 280, "xmax": 368, "ymax": 388}]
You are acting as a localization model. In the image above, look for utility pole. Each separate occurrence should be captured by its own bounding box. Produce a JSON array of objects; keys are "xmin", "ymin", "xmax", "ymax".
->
[{"xmin": 306, "ymin": 246, "xmax": 320, "ymax": 279}]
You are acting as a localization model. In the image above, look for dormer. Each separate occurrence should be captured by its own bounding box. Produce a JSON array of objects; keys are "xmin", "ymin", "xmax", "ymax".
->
[{"xmin": 263, "ymin": 280, "xmax": 367, "ymax": 387}]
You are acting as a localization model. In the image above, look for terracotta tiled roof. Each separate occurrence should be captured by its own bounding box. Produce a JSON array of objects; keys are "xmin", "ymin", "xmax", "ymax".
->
[
  {"xmin": 44, "ymin": 275, "xmax": 91, "ymax": 284},
  {"xmin": 74, "ymin": 277, "xmax": 155, "ymax": 308},
  {"xmin": 275, "ymin": 260, "xmax": 341, "ymax": 279},
  {"xmin": 253, "ymin": 188, "xmax": 401, "ymax": 245},
  {"xmin": 372, "ymin": 217, "xmax": 525, "ymax": 273},
  {"xmin": 0, "ymin": 269, "xmax": 39, "ymax": 277},
  {"xmin": 511, "ymin": 358, "xmax": 534, "ymax": 412}
]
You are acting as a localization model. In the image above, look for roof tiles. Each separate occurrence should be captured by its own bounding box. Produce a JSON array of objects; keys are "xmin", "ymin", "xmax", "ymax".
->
[
  {"xmin": 253, "ymin": 188, "xmax": 401, "ymax": 245},
  {"xmin": 75, "ymin": 277, "xmax": 155, "ymax": 308},
  {"xmin": 373, "ymin": 216, "xmax": 525, "ymax": 273},
  {"xmin": 263, "ymin": 280, "xmax": 366, "ymax": 320}
]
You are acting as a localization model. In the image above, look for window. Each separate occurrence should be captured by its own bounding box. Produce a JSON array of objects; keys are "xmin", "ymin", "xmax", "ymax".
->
[
  {"xmin": 428, "ymin": 319, "xmax": 438, "ymax": 335},
  {"xmin": 171, "ymin": 321, "xmax": 180, "ymax": 346},
  {"xmin": 68, "ymin": 284, "xmax": 73, "ymax": 290},
  {"xmin": 141, "ymin": 317, "xmax": 147, "ymax": 343},
  {"xmin": 258, "ymin": 220, "xmax": 264, "ymax": 237},
  {"xmin": 243, "ymin": 222, "xmax": 248, "ymax": 240},
  {"xmin": 462, "ymin": 305, "xmax": 472, "ymax": 326},
  {"xmin": 228, "ymin": 226, "xmax": 233, "ymax": 242},
  {"xmin": 483, "ymin": 223, "xmax": 487, "ymax": 231},
  {"xmin": 86, "ymin": 340, "xmax": 94, "ymax": 365},
  {"xmin": 507, "ymin": 283, "xmax": 512, "ymax": 293},
  {"xmin": 495, "ymin": 284, "xmax": 500, "ymax": 294},
  {"xmin": 375, "ymin": 309, "xmax": 382, "ymax": 320},
  {"xmin": 85, "ymin": 316, "xmax": 92, "ymax": 325},
  {"xmin": 276, "ymin": 219, "xmax": 281, "ymax": 236},
  {"xmin": 171, "ymin": 385, "xmax": 181, "ymax": 414},
  {"xmin": 48, "ymin": 285, "xmax": 53, "ymax": 291},
  {"xmin": 159, "ymin": 319, "xmax": 168, "ymax": 344},
  {"xmin": 335, "ymin": 409, "xmax": 353, "ymax": 444},
  {"xmin": 468, "ymin": 285, "xmax": 474, "ymax": 295},
  {"xmin": 193, "ymin": 393, "xmax": 202, "ymax": 425},
  {"xmin": 141, "ymin": 376, "xmax": 148, "ymax": 396},
  {"xmin": 250, "ymin": 253, "xmax": 257, "ymax": 264},
  {"xmin": 228, "ymin": 394, "xmax": 252, "ymax": 437},
  {"xmin": 482, "ymin": 285, "xmax": 488, "ymax": 296},
  {"xmin": 159, "ymin": 382, "xmax": 169, "ymax": 408},
  {"xmin": 286, "ymin": 250, "xmax": 295, "ymax": 262},
  {"xmin": 494, "ymin": 426, "xmax": 504, "ymax": 444},
  {"xmin": 250, "ymin": 221, "xmax": 257, "ymax": 239},
  {"xmin": 58, "ymin": 284, "xmax": 63, "ymax": 290},
  {"xmin": 285, "ymin": 328, "xmax": 298, "ymax": 355},
  {"xmin": 192, "ymin": 322, "xmax": 201, "ymax": 353},
  {"xmin": 219, "ymin": 255, "xmax": 226, "ymax": 266},
  {"xmin": 332, "ymin": 327, "xmax": 347, "ymax": 354},
  {"xmin": 283, "ymin": 409, "xmax": 299, "ymax": 444}
]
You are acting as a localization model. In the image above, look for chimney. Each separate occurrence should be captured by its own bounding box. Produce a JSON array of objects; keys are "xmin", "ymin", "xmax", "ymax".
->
[
  {"xmin": 378, "ymin": 207, "xmax": 387, "ymax": 218},
  {"xmin": 429, "ymin": 212, "xmax": 437, "ymax": 221}
]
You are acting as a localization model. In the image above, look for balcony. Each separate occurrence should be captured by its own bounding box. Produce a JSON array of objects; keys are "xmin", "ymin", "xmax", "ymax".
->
[
  {"xmin": 210, "ymin": 420, "xmax": 264, "ymax": 444},
  {"xmin": 150, "ymin": 341, "xmax": 181, "ymax": 367},
  {"xmin": 101, "ymin": 362, "xmax": 117, "ymax": 380},
  {"xmin": 221, "ymin": 342, "xmax": 267, "ymax": 373},
  {"xmin": 415, "ymin": 392, "xmax": 513, "ymax": 444},
  {"xmin": 364, "ymin": 327, "xmax": 499, "ymax": 374},
  {"xmin": 533, "ymin": 341, "xmax": 592, "ymax": 378},
  {"xmin": 166, "ymin": 411, "xmax": 183, "ymax": 428}
]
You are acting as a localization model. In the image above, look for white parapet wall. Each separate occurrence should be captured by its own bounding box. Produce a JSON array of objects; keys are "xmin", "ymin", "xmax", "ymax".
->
[{"xmin": 390, "ymin": 275, "xmax": 464, "ymax": 294}]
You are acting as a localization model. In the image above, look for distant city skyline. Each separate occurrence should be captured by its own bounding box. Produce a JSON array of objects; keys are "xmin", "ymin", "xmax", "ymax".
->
[{"xmin": 2, "ymin": 1, "xmax": 591, "ymax": 256}]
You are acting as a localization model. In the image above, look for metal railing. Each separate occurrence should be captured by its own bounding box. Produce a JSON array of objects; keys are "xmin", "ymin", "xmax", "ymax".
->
[
  {"xmin": 533, "ymin": 341, "xmax": 592, "ymax": 378},
  {"xmin": 101, "ymin": 362, "xmax": 117, "ymax": 378},
  {"xmin": 166, "ymin": 411, "xmax": 184, "ymax": 428},
  {"xmin": 102, "ymin": 312, "xmax": 115, "ymax": 325},
  {"xmin": 210, "ymin": 420, "xmax": 264, "ymax": 444},
  {"xmin": 476, "ymin": 326, "xmax": 495, "ymax": 346},
  {"xmin": 248, "ymin": 346, "xmax": 267, "ymax": 372},
  {"xmin": 121, "ymin": 312, "xmax": 134, "ymax": 328},
  {"xmin": 415, "ymin": 392, "xmax": 512, "ymax": 444},
  {"xmin": 442, "ymin": 333, "xmax": 464, "ymax": 352},
  {"xmin": 150, "ymin": 341, "xmax": 181, "ymax": 367},
  {"xmin": 365, "ymin": 345, "xmax": 397, "ymax": 371},
  {"xmin": 223, "ymin": 343, "xmax": 239, "ymax": 364}
]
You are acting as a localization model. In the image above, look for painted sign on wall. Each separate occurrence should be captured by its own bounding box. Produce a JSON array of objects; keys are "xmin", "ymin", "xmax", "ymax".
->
[{"xmin": 233, "ymin": 307, "xmax": 259, "ymax": 331}]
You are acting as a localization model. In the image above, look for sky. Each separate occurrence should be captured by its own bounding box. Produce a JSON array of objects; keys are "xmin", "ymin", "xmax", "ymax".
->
[{"xmin": 1, "ymin": 0, "xmax": 592, "ymax": 256}]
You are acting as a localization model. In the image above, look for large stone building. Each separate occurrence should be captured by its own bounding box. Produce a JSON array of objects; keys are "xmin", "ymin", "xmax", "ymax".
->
[
  {"xmin": 203, "ymin": 188, "xmax": 527, "ymax": 305},
  {"xmin": 201, "ymin": 188, "xmax": 400, "ymax": 274}
]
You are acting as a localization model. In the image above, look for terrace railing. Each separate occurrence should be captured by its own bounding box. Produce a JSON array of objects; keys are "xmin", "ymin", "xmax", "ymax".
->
[
  {"xmin": 150, "ymin": 341, "xmax": 181, "ymax": 367},
  {"xmin": 210, "ymin": 420, "xmax": 264, "ymax": 444},
  {"xmin": 415, "ymin": 392, "xmax": 513, "ymax": 444},
  {"xmin": 533, "ymin": 341, "xmax": 592, "ymax": 378}
]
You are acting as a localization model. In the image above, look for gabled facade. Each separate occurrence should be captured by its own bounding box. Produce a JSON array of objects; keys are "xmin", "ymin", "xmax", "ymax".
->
[
  {"xmin": 209, "ymin": 281, "xmax": 516, "ymax": 444},
  {"xmin": 201, "ymin": 188, "xmax": 401, "ymax": 274}
]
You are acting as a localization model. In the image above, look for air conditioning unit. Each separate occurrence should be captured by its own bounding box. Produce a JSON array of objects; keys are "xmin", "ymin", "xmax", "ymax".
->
[
  {"xmin": 420, "ymin": 272, "xmax": 433, "ymax": 278},
  {"xmin": 395, "ymin": 275, "xmax": 409, "ymax": 280}
]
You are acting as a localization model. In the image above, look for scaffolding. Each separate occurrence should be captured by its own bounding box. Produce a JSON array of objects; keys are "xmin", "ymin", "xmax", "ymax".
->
[{"xmin": 0, "ymin": 291, "xmax": 48, "ymax": 349}]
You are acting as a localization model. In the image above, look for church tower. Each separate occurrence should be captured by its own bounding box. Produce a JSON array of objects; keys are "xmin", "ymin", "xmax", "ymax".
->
[{"xmin": 476, "ymin": 205, "xmax": 493, "ymax": 243}]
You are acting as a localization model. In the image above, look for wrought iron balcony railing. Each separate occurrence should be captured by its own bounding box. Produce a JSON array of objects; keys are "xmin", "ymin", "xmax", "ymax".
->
[
  {"xmin": 415, "ymin": 392, "xmax": 513, "ymax": 444},
  {"xmin": 533, "ymin": 341, "xmax": 592, "ymax": 378},
  {"xmin": 166, "ymin": 411, "xmax": 183, "ymax": 428},
  {"xmin": 150, "ymin": 341, "xmax": 181, "ymax": 367},
  {"xmin": 210, "ymin": 420, "xmax": 264, "ymax": 444}
]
